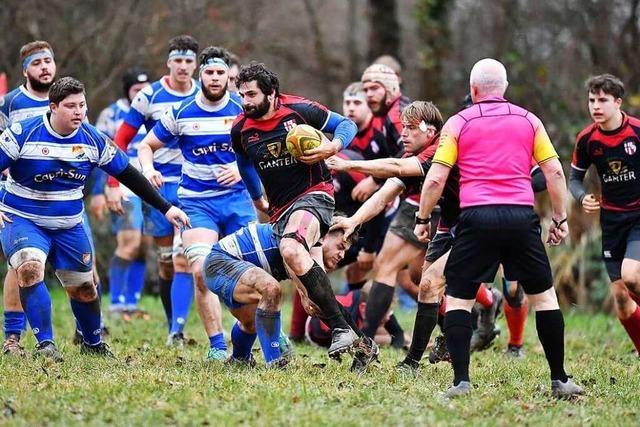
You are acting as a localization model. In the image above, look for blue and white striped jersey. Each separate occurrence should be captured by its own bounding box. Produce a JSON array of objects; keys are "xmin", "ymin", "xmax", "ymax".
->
[
  {"xmin": 214, "ymin": 222, "xmax": 288, "ymax": 281},
  {"xmin": 124, "ymin": 77, "xmax": 197, "ymax": 182},
  {"xmin": 0, "ymin": 114, "xmax": 129, "ymax": 229},
  {"xmin": 0, "ymin": 85, "xmax": 50, "ymax": 131},
  {"xmin": 96, "ymin": 98, "xmax": 146, "ymax": 167},
  {"xmin": 153, "ymin": 91, "xmax": 245, "ymax": 199}
]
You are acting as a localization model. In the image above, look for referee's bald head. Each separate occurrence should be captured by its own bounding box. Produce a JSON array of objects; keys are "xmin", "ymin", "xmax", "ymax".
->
[{"xmin": 469, "ymin": 58, "xmax": 508, "ymax": 99}]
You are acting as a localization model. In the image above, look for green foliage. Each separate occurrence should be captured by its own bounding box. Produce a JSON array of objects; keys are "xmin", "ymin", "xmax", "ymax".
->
[{"xmin": 1, "ymin": 290, "xmax": 639, "ymax": 425}]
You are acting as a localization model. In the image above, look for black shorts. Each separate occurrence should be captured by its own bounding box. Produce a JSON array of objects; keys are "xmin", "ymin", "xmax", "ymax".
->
[
  {"xmin": 425, "ymin": 230, "xmax": 454, "ymax": 263},
  {"xmin": 272, "ymin": 193, "xmax": 335, "ymax": 240},
  {"xmin": 388, "ymin": 200, "xmax": 429, "ymax": 250},
  {"xmin": 444, "ymin": 205, "xmax": 553, "ymax": 300},
  {"xmin": 600, "ymin": 209, "xmax": 640, "ymax": 281}
]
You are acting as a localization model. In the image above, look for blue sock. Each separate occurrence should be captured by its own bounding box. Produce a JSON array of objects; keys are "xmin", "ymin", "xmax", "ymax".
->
[
  {"xmin": 69, "ymin": 297, "xmax": 102, "ymax": 346},
  {"xmin": 256, "ymin": 308, "xmax": 282, "ymax": 364},
  {"xmin": 170, "ymin": 272, "xmax": 194, "ymax": 334},
  {"xmin": 231, "ymin": 322, "xmax": 257, "ymax": 360},
  {"xmin": 109, "ymin": 256, "xmax": 130, "ymax": 308},
  {"xmin": 18, "ymin": 281, "xmax": 53, "ymax": 343},
  {"xmin": 125, "ymin": 259, "xmax": 146, "ymax": 307},
  {"xmin": 4, "ymin": 311, "xmax": 26, "ymax": 338},
  {"xmin": 209, "ymin": 332, "xmax": 227, "ymax": 350}
]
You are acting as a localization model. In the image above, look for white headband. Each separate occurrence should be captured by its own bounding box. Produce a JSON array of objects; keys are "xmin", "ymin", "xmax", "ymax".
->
[
  {"xmin": 22, "ymin": 49, "xmax": 54, "ymax": 70},
  {"xmin": 168, "ymin": 49, "xmax": 197, "ymax": 60},
  {"xmin": 200, "ymin": 57, "xmax": 229, "ymax": 72}
]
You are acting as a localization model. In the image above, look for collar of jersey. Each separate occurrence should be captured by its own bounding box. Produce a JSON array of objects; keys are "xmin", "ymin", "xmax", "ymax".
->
[
  {"xmin": 475, "ymin": 95, "xmax": 507, "ymax": 104},
  {"xmin": 195, "ymin": 91, "xmax": 229, "ymax": 112},
  {"xmin": 43, "ymin": 113, "xmax": 80, "ymax": 139},
  {"xmin": 160, "ymin": 76, "xmax": 197, "ymax": 97},
  {"xmin": 19, "ymin": 85, "xmax": 49, "ymax": 102},
  {"xmin": 598, "ymin": 112, "xmax": 628, "ymax": 136}
]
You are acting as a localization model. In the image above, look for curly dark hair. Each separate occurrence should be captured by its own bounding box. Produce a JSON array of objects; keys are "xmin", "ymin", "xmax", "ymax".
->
[
  {"xmin": 236, "ymin": 62, "xmax": 280, "ymax": 97},
  {"xmin": 198, "ymin": 46, "xmax": 231, "ymax": 68},
  {"xmin": 49, "ymin": 76, "xmax": 84, "ymax": 104},
  {"xmin": 168, "ymin": 35, "xmax": 199, "ymax": 55}
]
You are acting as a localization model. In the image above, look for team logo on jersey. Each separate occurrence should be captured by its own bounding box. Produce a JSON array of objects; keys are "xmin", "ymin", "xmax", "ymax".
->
[
  {"xmin": 593, "ymin": 147, "xmax": 604, "ymax": 156},
  {"xmin": 283, "ymin": 120, "xmax": 296, "ymax": 132},
  {"xmin": 41, "ymin": 147, "xmax": 49, "ymax": 155},
  {"xmin": 72, "ymin": 145, "xmax": 86, "ymax": 159},
  {"xmin": 82, "ymin": 253, "xmax": 91, "ymax": 265},
  {"xmin": 370, "ymin": 140, "xmax": 380, "ymax": 154},
  {"xmin": 248, "ymin": 133, "xmax": 260, "ymax": 144},
  {"xmin": 192, "ymin": 122, "xmax": 201, "ymax": 131},
  {"xmin": 10, "ymin": 122, "xmax": 21, "ymax": 135},
  {"xmin": 609, "ymin": 160, "xmax": 622, "ymax": 174},
  {"xmin": 267, "ymin": 141, "xmax": 282, "ymax": 158},
  {"xmin": 624, "ymin": 140, "xmax": 636, "ymax": 155}
]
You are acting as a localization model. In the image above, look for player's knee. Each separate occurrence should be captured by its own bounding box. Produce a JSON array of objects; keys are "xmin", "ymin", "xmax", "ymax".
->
[
  {"xmin": 527, "ymin": 286, "xmax": 559, "ymax": 311},
  {"xmin": 118, "ymin": 237, "xmax": 141, "ymax": 260},
  {"xmin": 621, "ymin": 267, "xmax": 640, "ymax": 292},
  {"xmin": 16, "ymin": 261, "xmax": 45, "ymax": 287},
  {"xmin": 279, "ymin": 240, "xmax": 306, "ymax": 271},
  {"xmin": 418, "ymin": 278, "xmax": 441, "ymax": 303},
  {"xmin": 260, "ymin": 281, "xmax": 281, "ymax": 309},
  {"xmin": 611, "ymin": 280, "xmax": 631, "ymax": 307},
  {"xmin": 66, "ymin": 282, "xmax": 98, "ymax": 302}
]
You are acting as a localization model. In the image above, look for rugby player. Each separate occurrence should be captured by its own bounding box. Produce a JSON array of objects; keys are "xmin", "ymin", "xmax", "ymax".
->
[
  {"xmin": 93, "ymin": 67, "xmax": 151, "ymax": 318},
  {"xmin": 139, "ymin": 46, "xmax": 255, "ymax": 360},
  {"xmin": 201, "ymin": 220, "xmax": 372, "ymax": 368},
  {"xmin": 1, "ymin": 41, "xmax": 56, "ymax": 355},
  {"xmin": 232, "ymin": 62, "xmax": 361, "ymax": 357},
  {"xmin": 570, "ymin": 74, "xmax": 640, "ymax": 356},
  {"xmin": 413, "ymin": 58, "xmax": 582, "ymax": 398},
  {"xmin": 107, "ymin": 35, "xmax": 199, "ymax": 332},
  {"xmin": 0, "ymin": 77, "xmax": 189, "ymax": 361}
]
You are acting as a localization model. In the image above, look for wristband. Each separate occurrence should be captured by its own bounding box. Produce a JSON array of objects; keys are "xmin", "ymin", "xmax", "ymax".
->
[
  {"xmin": 415, "ymin": 212, "xmax": 431, "ymax": 225},
  {"xmin": 552, "ymin": 217, "xmax": 567, "ymax": 228}
]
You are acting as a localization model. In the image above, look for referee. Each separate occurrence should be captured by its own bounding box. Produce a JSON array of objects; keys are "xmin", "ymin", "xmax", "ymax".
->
[{"xmin": 413, "ymin": 58, "xmax": 583, "ymax": 399}]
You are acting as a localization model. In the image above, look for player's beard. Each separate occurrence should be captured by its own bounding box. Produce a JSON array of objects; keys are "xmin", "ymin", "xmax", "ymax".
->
[
  {"xmin": 371, "ymin": 93, "xmax": 389, "ymax": 117},
  {"xmin": 243, "ymin": 96, "xmax": 270, "ymax": 119},
  {"xmin": 27, "ymin": 73, "xmax": 53, "ymax": 93},
  {"xmin": 202, "ymin": 82, "xmax": 227, "ymax": 102}
]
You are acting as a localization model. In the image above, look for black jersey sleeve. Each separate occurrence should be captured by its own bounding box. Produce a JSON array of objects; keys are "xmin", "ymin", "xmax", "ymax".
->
[{"xmin": 289, "ymin": 101, "xmax": 330, "ymax": 130}]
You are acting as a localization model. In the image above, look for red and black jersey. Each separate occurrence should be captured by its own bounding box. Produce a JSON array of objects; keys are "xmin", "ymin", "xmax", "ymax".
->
[
  {"xmin": 380, "ymin": 94, "xmax": 411, "ymax": 157},
  {"xmin": 349, "ymin": 116, "xmax": 396, "ymax": 160},
  {"xmin": 231, "ymin": 94, "xmax": 333, "ymax": 221},
  {"xmin": 390, "ymin": 135, "xmax": 461, "ymax": 230},
  {"xmin": 572, "ymin": 113, "xmax": 640, "ymax": 211}
]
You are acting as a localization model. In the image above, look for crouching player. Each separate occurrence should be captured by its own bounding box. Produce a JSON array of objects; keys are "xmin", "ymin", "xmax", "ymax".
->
[
  {"xmin": 202, "ymin": 219, "xmax": 379, "ymax": 371},
  {"xmin": 0, "ymin": 77, "xmax": 189, "ymax": 361}
]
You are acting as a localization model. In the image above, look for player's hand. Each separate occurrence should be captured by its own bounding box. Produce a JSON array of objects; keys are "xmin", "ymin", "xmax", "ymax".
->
[
  {"xmin": 581, "ymin": 194, "xmax": 600, "ymax": 213},
  {"xmin": 329, "ymin": 216, "xmax": 359, "ymax": 242},
  {"xmin": 0, "ymin": 211, "xmax": 13, "ymax": 228},
  {"xmin": 351, "ymin": 176, "xmax": 379, "ymax": 202},
  {"xmin": 90, "ymin": 194, "xmax": 107, "ymax": 221},
  {"xmin": 143, "ymin": 168, "xmax": 164, "ymax": 189},
  {"xmin": 325, "ymin": 155, "xmax": 349, "ymax": 172},
  {"xmin": 165, "ymin": 206, "xmax": 191, "ymax": 229},
  {"xmin": 357, "ymin": 251, "xmax": 375, "ymax": 271},
  {"xmin": 105, "ymin": 186, "xmax": 127, "ymax": 215},
  {"xmin": 299, "ymin": 137, "xmax": 340, "ymax": 165},
  {"xmin": 253, "ymin": 197, "xmax": 269, "ymax": 214},
  {"xmin": 546, "ymin": 217, "xmax": 568, "ymax": 246},
  {"xmin": 414, "ymin": 223, "xmax": 431, "ymax": 243},
  {"xmin": 217, "ymin": 164, "xmax": 242, "ymax": 187}
]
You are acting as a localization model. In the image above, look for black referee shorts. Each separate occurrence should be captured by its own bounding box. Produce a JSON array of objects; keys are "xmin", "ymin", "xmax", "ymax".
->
[{"xmin": 444, "ymin": 205, "xmax": 553, "ymax": 300}]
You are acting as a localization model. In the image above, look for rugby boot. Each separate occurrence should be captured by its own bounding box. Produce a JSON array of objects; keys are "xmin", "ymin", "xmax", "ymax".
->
[
  {"xmin": 428, "ymin": 335, "xmax": 451, "ymax": 364},
  {"xmin": 80, "ymin": 342, "xmax": 115, "ymax": 358},
  {"xmin": 166, "ymin": 332, "xmax": 186, "ymax": 349},
  {"xmin": 2, "ymin": 334, "xmax": 26, "ymax": 357},
  {"xmin": 206, "ymin": 347, "xmax": 228, "ymax": 362},
  {"xmin": 328, "ymin": 328, "xmax": 358, "ymax": 360},
  {"xmin": 444, "ymin": 381, "xmax": 472, "ymax": 399},
  {"xmin": 551, "ymin": 378, "xmax": 584, "ymax": 399},
  {"xmin": 505, "ymin": 344, "xmax": 525, "ymax": 358},
  {"xmin": 350, "ymin": 336, "xmax": 380, "ymax": 374},
  {"xmin": 395, "ymin": 358, "xmax": 420, "ymax": 376},
  {"xmin": 34, "ymin": 341, "xmax": 63, "ymax": 362}
]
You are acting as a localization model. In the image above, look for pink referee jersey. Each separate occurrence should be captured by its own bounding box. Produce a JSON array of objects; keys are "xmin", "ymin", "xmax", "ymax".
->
[{"xmin": 433, "ymin": 96, "xmax": 558, "ymax": 208}]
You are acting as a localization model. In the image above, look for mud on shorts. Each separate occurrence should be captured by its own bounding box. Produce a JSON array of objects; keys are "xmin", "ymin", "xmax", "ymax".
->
[
  {"xmin": 600, "ymin": 209, "xmax": 640, "ymax": 281},
  {"xmin": 272, "ymin": 192, "xmax": 335, "ymax": 242},
  {"xmin": 388, "ymin": 199, "xmax": 429, "ymax": 250},
  {"xmin": 444, "ymin": 205, "xmax": 553, "ymax": 300}
]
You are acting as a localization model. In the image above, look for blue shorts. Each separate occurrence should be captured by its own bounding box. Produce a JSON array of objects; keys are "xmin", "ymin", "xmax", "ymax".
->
[
  {"xmin": 111, "ymin": 195, "xmax": 144, "ymax": 234},
  {"xmin": 182, "ymin": 191, "xmax": 256, "ymax": 236},
  {"xmin": 1, "ymin": 213, "xmax": 93, "ymax": 272},
  {"xmin": 143, "ymin": 182, "xmax": 180, "ymax": 237},
  {"xmin": 202, "ymin": 248, "xmax": 254, "ymax": 309}
]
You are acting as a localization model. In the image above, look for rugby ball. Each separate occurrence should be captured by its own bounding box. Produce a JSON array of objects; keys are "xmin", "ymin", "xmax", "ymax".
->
[{"xmin": 286, "ymin": 124, "xmax": 323, "ymax": 158}]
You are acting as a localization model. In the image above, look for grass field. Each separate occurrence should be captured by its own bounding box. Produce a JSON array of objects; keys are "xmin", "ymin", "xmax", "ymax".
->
[{"xmin": 1, "ymin": 288, "xmax": 639, "ymax": 426}]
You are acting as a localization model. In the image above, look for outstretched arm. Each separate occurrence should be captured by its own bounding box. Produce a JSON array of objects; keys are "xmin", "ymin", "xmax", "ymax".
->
[{"xmin": 326, "ymin": 155, "xmax": 423, "ymax": 179}]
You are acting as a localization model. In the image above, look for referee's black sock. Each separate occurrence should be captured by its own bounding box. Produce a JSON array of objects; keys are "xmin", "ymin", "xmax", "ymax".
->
[
  {"xmin": 444, "ymin": 309, "xmax": 473, "ymax": 386},
  {"xmin": 405, "ymin": 302, "xmax": 439, "ymax": 362},
  {"xmin": 298, "ymin": 262, "xmax": 350, "ymax": 331},
  {"xmin": 363, "ymin": 281, "xmax": 395, "ymax": 338},
  {"xmin": 535, "ymin": 309, "xmax": 568, "ymax": 382}
]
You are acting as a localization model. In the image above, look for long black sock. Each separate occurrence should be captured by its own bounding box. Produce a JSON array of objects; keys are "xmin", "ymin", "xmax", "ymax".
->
[
  {"xmin": 443, "ymin": 310, "xmax": 473, "ymax": 385},
  {"xmin": 405, "ymin": 302, "xmax": 439, "ymax": 362},
  {"xmin": 158, "ymin": 277, "xmax": 172, "ymax": 330},
  {"xmin": 348, "ymin": 280, "xmax": 367, "ymax": 291},
  {"xmin": 363, "ymin": 281, "xmax": 395, "ymax": 338},
  {"xmin": 384, "ymin": 314, "xmax": 405, "ymax": 348},
  {"xmin": 298, "ymin": 262, "xmax": 349, "ymax": 331},
  {"xmin": 535, "ymin": 309, "xmax": 568, "ymax": 382}
]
